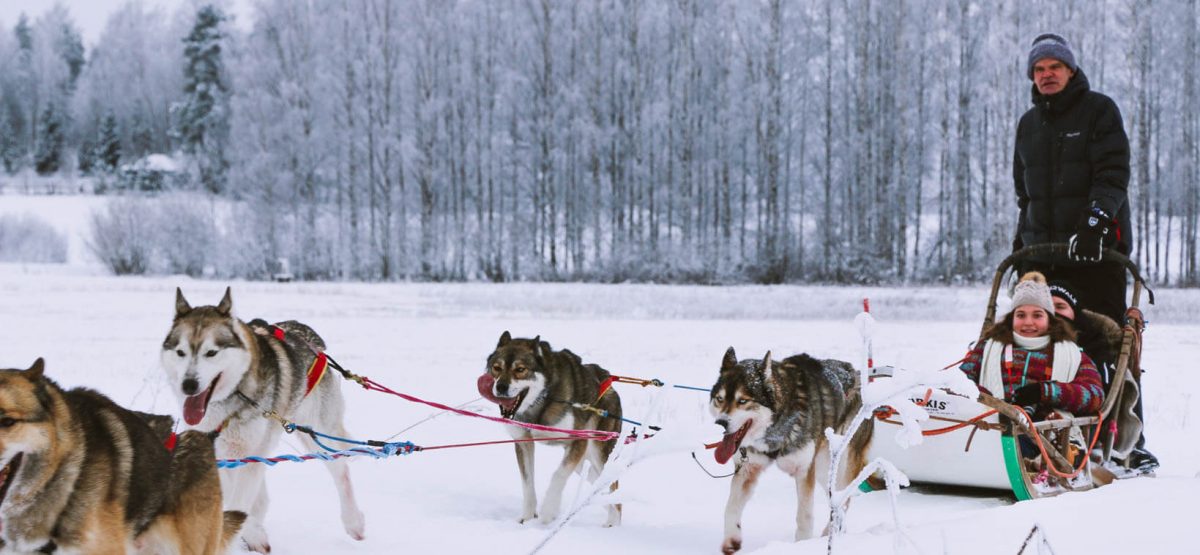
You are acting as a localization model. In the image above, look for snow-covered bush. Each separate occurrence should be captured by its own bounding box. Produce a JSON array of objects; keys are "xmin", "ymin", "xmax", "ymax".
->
[
  {"xmin": 153, "ymin": 195, "xmax": 219, "ymax": 276},
  {"xmin": 89, "ymin": 194, "xmax": 224, "ymax": 277},
  {"xmin": 0, "ymin": 213, "xmax": 67, "ymax": 263},
  {"xmin": 87, "ymin": 198, "xmax": 153, "ymax": 274},
  {"xmin": 217, "ymin": 202, "xmax": 274, "ymax": 279}
]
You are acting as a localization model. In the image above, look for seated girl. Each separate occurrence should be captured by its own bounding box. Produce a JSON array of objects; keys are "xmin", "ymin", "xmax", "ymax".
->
[{"xmin": 959, "ymin": 272, "xmax": 1104, "ymax": 417}]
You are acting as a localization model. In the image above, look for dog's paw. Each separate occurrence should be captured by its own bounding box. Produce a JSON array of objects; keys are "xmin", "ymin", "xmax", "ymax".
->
[
  {"xmin": 721, "ymin": 536, "xmax": 742, "ymax": 554},
  {"xmin": 537, "ymin": 510, "xmax": 560, "ymax": 525},
  {"xmin": 342, "ymin": 507, "xmax": 366, "ymax": 540},
  {"xmin": 244, "ymin": 539, "xmax": 271, "ymax": 554},
  {"xmin": 602, "ymin": 504, "xmax": 622, "ymax": 527},
  {"xmin": 518, "ymin": 512, "xmax": 538, "ymax": 524},
  {"xmin": 242, "ymin": 522, "xmax": 271, "ymax": 553}
]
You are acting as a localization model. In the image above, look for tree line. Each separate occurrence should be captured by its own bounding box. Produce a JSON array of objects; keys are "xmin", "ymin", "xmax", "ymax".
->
[{"xmin": 2, "ymin": 0, "xmax": 1197, "ymax": 285}]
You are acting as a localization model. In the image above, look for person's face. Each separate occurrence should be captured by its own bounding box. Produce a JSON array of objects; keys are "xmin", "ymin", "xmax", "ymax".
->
[
  {"xmin": 1032, "ymin": 58, "xmax": 1075, "ymax": 95},
  {"xmin": 1013, "ymin": 306, "xmax": 1051, "ymax": 337},
  {"xmin": 1052, "ymin": 297, "xmax": 1075, "ymax": 321}
]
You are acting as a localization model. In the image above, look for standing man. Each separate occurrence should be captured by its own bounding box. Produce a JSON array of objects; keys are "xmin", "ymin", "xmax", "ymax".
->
[
  {"xmin": 1012, "ymin": 33, "xmax": 1131, "ymax": 325},
  {"xmin": 1013, "ymin": 34, "xmax": 1156, "ymax": 473}
]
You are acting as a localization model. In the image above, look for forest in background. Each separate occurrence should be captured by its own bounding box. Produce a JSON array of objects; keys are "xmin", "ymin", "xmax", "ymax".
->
[{"xmin": 1, "ymin": 0, "xmax": 1197, "ymax": 285}]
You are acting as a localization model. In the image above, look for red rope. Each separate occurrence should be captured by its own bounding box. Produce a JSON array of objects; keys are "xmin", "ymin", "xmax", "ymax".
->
[
  {"xmin": 358, "ymin": 377, "xmax": 619, "ymax": 442},
  {"xmin": 941, "ymin": 354, "xmax": 970, "ymax": 370},
  {"xmin": 1017, "ymin": 407, "xmax": 1103, "ymax": 479},
  {"xmin": 416, "ymin": 436, "xmax": 581, "ymax": 451}
]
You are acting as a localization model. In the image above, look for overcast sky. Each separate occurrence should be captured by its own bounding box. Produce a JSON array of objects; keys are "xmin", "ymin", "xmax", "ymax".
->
[{"xmin": 1, "ymin": 0, "xmax": 251, "ymax": 46}]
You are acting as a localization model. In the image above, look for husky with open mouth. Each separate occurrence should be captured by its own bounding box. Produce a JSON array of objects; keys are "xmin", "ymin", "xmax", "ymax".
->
[
  {"xmin": 477, "ymin": 331, "xmax": 623, "ymax": 527},
  {"xmin": 0, "ymin": 358, "xmax": 244, "ymax": 554},
  {"xmin": 161, "ymin": 287, "xmax": 365, "ymax": 553},
  {"xmin": 709, "ymin": 348, "xmax": 873, "ymax": 553}
]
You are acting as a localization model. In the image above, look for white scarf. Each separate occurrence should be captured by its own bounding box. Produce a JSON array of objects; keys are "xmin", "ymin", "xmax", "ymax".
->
[{"xmin": 979, "ymin": 336, "xmax": 1082, "ymax": 401}]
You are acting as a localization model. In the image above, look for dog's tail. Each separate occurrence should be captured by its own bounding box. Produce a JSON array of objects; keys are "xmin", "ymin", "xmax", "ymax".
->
[{"xmin": 220, "ymin": 511, "xmax": 247, "ymax": 552}]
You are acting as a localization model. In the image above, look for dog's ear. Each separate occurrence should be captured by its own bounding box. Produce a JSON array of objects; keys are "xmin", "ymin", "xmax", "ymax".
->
[
  {"xmin": 721, "ymin": 347, "xmax": 738, "ymax": 371},
  {"xmin": 217, "ymin": 287, "xmax": 233, "ymax": 316},
  {"xmin": 761, "ymin": 351, "xmax": 786, "ymax": 408},
  {"xmin": 175, "ymin": 287, "xmax": 192, "ymax": 317},
  {"xmin": 533, "ymin": 335, "xmax": 544, "ymax": 359},
  {"xmin": 498, "ymin": 331, "xmax": 512, "ymax": 347},
  {"xmin": 26, "ymin": 357, "xmax": 45, "ymax": 380}
]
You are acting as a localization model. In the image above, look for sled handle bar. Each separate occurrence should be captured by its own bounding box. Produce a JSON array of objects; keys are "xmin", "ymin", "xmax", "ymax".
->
[{"xmin": 982, "ymin": 244, "xmax": 1153, "ymax": 338}]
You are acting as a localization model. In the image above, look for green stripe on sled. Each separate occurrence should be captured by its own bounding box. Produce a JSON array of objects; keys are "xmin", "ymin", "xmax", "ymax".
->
[{"xmin": 1002, "ymin": 434, "xmax": 1032, "ymax": 501}]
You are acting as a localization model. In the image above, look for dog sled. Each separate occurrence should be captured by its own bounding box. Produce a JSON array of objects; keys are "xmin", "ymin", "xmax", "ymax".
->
[{"xmin": 865, "ymin": 244, "xmax": 1151, "ymax": 500}]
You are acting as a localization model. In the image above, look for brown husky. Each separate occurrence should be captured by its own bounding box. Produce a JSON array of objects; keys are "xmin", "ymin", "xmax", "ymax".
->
[
  {"xmin": 0, "ymin": 358, "xmax": 243, "ymax": 554},
  {"xmin": 480, "ymin": 331, "xmax": 623, "ymax": 526},
  {"xmin": 709, "ymin": 348, "xmax": 873, "ymax": 553}
]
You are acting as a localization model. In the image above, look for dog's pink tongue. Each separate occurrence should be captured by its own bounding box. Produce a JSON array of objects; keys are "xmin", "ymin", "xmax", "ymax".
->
[
  {"xmin": 183, "ymin": 393, "xmax": 208, "ymax": 426},
  {"xmin": 477, "ymin": 373, "xmax": 519, "ymax": 412},
  {"xmin": 714, "ymin": 421, "xmax": 751, "ymax": 465}
]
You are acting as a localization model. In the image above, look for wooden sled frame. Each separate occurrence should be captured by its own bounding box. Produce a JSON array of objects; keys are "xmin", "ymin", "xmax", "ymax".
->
[{"xmin": 980, "ymin": 244, "xmax": 1153, "ymax": 499}]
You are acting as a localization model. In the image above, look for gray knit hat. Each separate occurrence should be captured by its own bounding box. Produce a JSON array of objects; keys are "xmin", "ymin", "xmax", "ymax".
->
[
  {"xmin": 1011, "ymin": 271, "xmax": 1055, "ymax": 313},
  {"xmin": 1027, "ymin": 33, "xmax": 1077, "ymax": 80}
]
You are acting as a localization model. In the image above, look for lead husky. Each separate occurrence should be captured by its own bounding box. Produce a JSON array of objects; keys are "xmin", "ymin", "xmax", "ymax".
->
[
  {"xmin": 161, "ymin": 288, "xmax": 365, "ymax": 553},
  {"xmin": 480, "ymin": 331, "xmax": 623, "ymax": 526},
  {"xmin": 709, "ymin": 348, "xmax": 873, "ymax": 553},
  {"xmin": 0, "ymin": 358, "xmax": 243, "ymax": 554}
]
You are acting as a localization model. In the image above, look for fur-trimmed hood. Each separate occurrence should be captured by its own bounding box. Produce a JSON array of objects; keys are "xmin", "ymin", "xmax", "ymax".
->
[
  {"xmin": 1081, "ymin": 308, "xmax": 1123, "ymax": 350},
  {"xmin": 1072, "ymin": 308, "xmax": 1123, "ymax": 365}
]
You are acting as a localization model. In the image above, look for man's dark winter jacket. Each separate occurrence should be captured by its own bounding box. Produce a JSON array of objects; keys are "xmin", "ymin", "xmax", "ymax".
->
[{"xmin": 1013, "ymin": 69, "xmax": 1131, "ymax": 259}]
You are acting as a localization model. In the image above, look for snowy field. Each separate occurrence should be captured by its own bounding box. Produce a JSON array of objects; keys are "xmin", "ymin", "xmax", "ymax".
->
[{"xmin": 1, "ymin": 264, "xmax": 1198, "ymax": 554}]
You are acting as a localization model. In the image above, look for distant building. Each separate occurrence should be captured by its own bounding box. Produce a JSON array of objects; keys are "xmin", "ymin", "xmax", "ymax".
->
[{"xmin": 116, "ymin": 154, "xmax": 187, "ymax": 192}]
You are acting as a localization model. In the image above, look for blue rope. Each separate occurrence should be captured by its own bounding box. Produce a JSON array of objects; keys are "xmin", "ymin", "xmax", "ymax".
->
[
  {"xmin": 635, "ymin": 378, "xmax": 709, "ymax": 393},
  {"xmin": 586, "ymin": 407, "xmax": 660, "ymax": 431},
  {"xmin": 288, "ymin": 424, "xmax": 376, "ymax": 453},
  {"xmin": 217, "ymin": 441, "xmax": 417, "ymax": 469}
]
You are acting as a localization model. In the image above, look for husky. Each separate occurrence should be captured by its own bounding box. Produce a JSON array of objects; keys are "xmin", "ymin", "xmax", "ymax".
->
[
  {"xmin": 709, "ymin": 348, "xmax": 873, "ymax": 553},
  {"xmin": 0, "ymin": 358, "xmax": 244, "ymax": 554},
  {"xmin": 478, "ymin": 331, "xmax": 623, "ymax": 526},
  {"xmin": 161, "ymin": 288, "xmax": 365, "ymax": 553}
]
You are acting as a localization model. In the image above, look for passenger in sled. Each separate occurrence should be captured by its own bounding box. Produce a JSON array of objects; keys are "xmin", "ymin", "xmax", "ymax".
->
[
  {"xmin": 959, "ymin": 271, "xmax": 1103, "ymax": 472},
  {"xmin": 1048, "ymin": 280, "xmax": 1157, "ymax": 474}
]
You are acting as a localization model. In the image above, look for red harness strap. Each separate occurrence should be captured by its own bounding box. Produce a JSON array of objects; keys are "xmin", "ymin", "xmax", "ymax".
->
[
  {"xmin": 265, "ymin": 325, "xmax": 328, "ymax": 398},
  {"xmin": 164, "ymin": 432, "xmax": 178, "ymax": 451},
  {"xmin": 305, "ymin": 352, "xmax": 330, "ymax": 397},
  {"xmin": 595, "ymin": 376, "xmax": 617, "ymax": 402}
]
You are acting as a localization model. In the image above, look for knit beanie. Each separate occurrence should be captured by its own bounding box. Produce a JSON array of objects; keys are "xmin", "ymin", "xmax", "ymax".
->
[
  {"xmin": 1048, "ymin": 280, "xmax": 1080, "ymax": 314},
  {"xmin": 1027, "ymin": 33, "xmax": 1078, "ymax": 80},
  {"xmin": 1011, "ymin": 271, "xmax": 1054, "ymax": 313}
]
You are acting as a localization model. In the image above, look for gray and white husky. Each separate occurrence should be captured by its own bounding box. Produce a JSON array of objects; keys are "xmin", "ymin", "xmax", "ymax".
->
[
  {"xmin": 709, "ymin": 348, "xmax": 873, "ymax": 553},
  {"xmin": 161, "ymin": 287, "xmax": 365, "ymax": 553}
]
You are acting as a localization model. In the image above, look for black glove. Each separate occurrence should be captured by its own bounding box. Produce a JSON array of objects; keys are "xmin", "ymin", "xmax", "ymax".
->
[
  {"xmin": 1067, "ymin": 206, "xmax": 1113, "ymax": 262},
  {"xmin": 1010, "ymin": 383, "xmax": 1045, "ymax": 411}
]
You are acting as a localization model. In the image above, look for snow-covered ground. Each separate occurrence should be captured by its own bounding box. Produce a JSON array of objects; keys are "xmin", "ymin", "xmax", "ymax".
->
[{"xmin": 1, "ymin": 264, "xmax": 1197, "ymax": 554}]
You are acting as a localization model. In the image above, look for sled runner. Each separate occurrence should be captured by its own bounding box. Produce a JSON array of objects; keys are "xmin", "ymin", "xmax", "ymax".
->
[{"xmin": 866, "ymin": 244, "xmax": 1151, "ymax": 500}]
